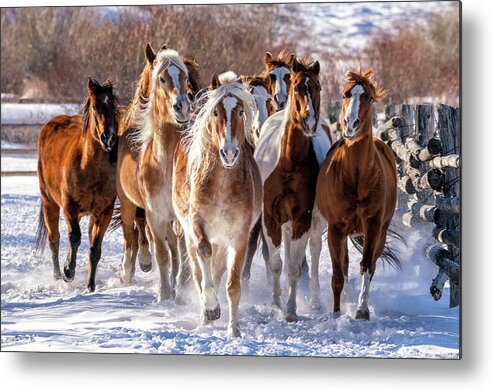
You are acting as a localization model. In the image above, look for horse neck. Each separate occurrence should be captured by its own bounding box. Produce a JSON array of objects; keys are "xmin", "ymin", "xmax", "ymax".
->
[
  {"xmin": 279, "ymin": 104, "xmax": 312, "ymax": 169},
  {"xmin": 343, "ymin": 118, "xmax": 376, "ymax": 168},
  {"xmin": 81, "ymin": 121, "xmax": 106, "ymax": 168},
  {"xmin": 149, "ymin": 103, "xmax": 180, "ymax": 163}
]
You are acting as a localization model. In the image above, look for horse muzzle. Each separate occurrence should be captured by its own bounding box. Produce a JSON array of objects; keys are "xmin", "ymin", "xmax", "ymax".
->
[
  {"xmin": 273, "ymin": 94, "xmax": 287, "ymax": 111},
  {"xmin": 219, "ymin": 146, "xmax": 240, "ymax": 169},
  {"xmin": 100, "ymin": 131, "xmax": 116, "ymax": 151},
  {"xmin": 174, "ymin": 95, "xmax": 191, "ymax": 125}
]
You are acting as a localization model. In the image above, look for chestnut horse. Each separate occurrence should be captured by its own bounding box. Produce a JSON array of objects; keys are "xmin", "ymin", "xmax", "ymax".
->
[
  {"xmin": 254, "ymin": 57, "xmax": 330, "ymax": 321},
  {"xmin": 261, "ymin": 50, "xmax": 295, "ymax": 111},
  {"xmin": 35, "ymin": 78, "xmax": 119, "ymax": 292},
  {"xmin": 316, "ymin": 69, "xmax": 399, "ymax": 320},
  {"xmin": 114, "ymin": 43, "xmax": 199, "ymax": 291},
  {"xmin": 172, "ymin": 72, "xmax": 262, "ymax": 337},
  {"xmin": 117, "ymin": 45, "xmax": 192, "ymax": 302}
]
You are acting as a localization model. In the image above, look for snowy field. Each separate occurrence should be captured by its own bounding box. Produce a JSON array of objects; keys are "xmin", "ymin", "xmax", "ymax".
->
[{"xmin": 1, "ymin": 171, "xmax": 459, "ymax": 357}]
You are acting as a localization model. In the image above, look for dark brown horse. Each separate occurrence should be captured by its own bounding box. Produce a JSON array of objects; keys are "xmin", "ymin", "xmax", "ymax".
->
[
  {"xmin": 316, "ymin": 69, "xmax": 398, "ymax": 320},
  {"xmin": 35, "ymin": 78, "xmax": 119, "ymax": 292},
  {"xmin": 254, "ymin": 57, "xmax": 328, "ymax": 321}
]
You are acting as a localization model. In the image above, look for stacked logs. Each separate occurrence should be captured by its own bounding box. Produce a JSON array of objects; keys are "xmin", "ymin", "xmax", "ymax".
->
[{"xmin": 379, "ymin": 104, "xmax": 460, "ymax": 308}]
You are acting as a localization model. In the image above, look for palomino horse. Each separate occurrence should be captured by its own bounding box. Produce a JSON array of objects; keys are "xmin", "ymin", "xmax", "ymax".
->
[
  {"xmin": 261, "ymin": 50, "xmax": 295, "ymax": 111},
  {"xmin": 117, "ymin": 45, "xmax": 192, "ymax": 302},
  {"xmin": 115, "ymin": 43, "xmax": 200, "ymax": 290},
  {"xmin": 316, "ymin": 69, "xmax": 398, "ymax": 320},
  {"xmin": 254, "ymin": 57, "xmax": 330, "ymax": 321},
  {"xmin": 172, "ymin": 72, "xmax": 262, "ymax": 337},
  {"xmin": 35, "ymin": 78, "xmax": 119, "ymax": 292}
]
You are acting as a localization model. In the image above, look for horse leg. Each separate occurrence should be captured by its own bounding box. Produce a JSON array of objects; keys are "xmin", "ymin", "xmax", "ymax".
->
[
  {"xmin": 260, "ymin": 226, "xmax": 271, "ymax": 283},
  {"xmin": 308, "ymin": 208, "xmax": 325, "ymax": 310},
  {"xmin": 119, "ymin": 197, "xmax": 137, "ymax": 284},
  {"xmin": 226, "ymin": 241, "xmax": 247, "ymax": 338},
  {"xmin": 147, "ymin": 213, "xmax": 172, "ymax": 302},
  {"xmin": 327, "ymin": 224, "xmax": 347, "ymax": 316},
  {"xmin": 175, "ymin": 230, "xmax": 192, "ymax": 305},
  {"xmin": 262, "ymin": 213, "xmax": 282, "ymax": 309},
  {"xmin": 136, "ymin": 208, "xmax": 152, "ymax": 272},
  {"xmin": 285, "ymin": 226, "xmax": 309, "ymax": 322},
  {"xmin": 242, "ymin": 216, "xmax": 261, "ymax": 281},
  {"xmin": 86, "ymin": 203, "xmax": 113, "ymax": 292},
  {"xmin": 355, "ymin": 219, "xmax": 382, "ymax": 321},
  {"xmin": 41, "ymin": 198, "xmax": 61, "ymax": 280},
  {"xmin": 166, "ymin": 222, "xmax": 179, "ymax": 295},
  {"xmin": 62, "ymin": 203, "xmax": 81, "ymax": 283},
  {"xmin": 192, "ymin": 215, "xmax": 220, "ymax": 322}
]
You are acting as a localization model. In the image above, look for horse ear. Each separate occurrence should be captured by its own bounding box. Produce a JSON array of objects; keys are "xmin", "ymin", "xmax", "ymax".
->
[
  {"xmin": 264, "ymin": 51, "xmax": 273, "ymax": 66},
  {"xmin": 310, "ymin": 61, "xmax": 320, "ymax": 75},
  {"xmin": 103, "ymin": 79, "xmax": 113, "ymax": 94},
  {"xmin": 291, "ymin": 57, "xmax": 302, "ymax": 73},
  {"xmin": 159, "ymin": 44, "xmax": 167, "ymax": 52},
  {"xmin": 287, "ymin": 53, "xmax": 295, "ymax": 67},
  {"xmin": 145, "ymin": 43, "xmax": 156, "ymax": 64},
  {"xmin": 210, "ymin": 73, "xmax": 220, "ymax": 90}
]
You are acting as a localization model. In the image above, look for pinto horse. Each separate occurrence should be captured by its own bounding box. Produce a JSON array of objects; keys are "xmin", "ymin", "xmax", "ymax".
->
[
  {"xmin": 172, "ymin": 72, "xmax": 262, "ymax": 337},
  {"xmin": 35, "ymin": 78, "xmax": 119, "ymax": 292},
  {"xmin": 316, "ymin": 69, "xmax": 398, "ymax": 320},
  {"xmin": 117, "ymin": 45, "xmax": 192, "ymax": 302},
  {"xmin": 254, "ymin": 57, "xmax": 330, "ymax": 321}
]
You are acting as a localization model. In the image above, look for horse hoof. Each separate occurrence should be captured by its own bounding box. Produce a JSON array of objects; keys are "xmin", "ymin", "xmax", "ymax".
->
[
  {"xmin": 54, "ymin": 272, "xmax": 62, "ymax": 281},
  {"xmin": 86, "ymin": 282, "xmax": 95, "ymax": 293},
  {"xmin": 285, "ymin": 313, "xmax": 298, "ymax": 323},
  {"xmin": 62, "ymin": 267, "xmax": 75, "ymax": 282},
  {"xmin": 332, "ymin": 311, "xmax": 341, "ymax": 319},
  {"xmin": 355, "ymin": 307, "xmax": 370, "ymax": 321},
  {"xmin": 120, "ymin": 273, "xmax": 132, "ymax": 285},
  {"xmin": 228, "ymin": 325, "xmax": 241, "ymax": 339},
  {"xmin": 139, "ymin": 261, "xmax": 152, "ymax": 273},
  {"xmin": 204, "ymin": 305, "xmax": 221, "ymax": 321},
  {"xmin": 198, "ymin": 240, "xmax": 212, "ymax": 258}
]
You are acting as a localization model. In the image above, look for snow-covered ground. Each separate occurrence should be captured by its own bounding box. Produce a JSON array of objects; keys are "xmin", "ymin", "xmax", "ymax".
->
[
  {"xmin": 1, "ymin": 103, "xmax": 80, "ymax": 125},
  {"xmin": 1, "ymin": 172, "xmax": 459, "ymax": 357}
]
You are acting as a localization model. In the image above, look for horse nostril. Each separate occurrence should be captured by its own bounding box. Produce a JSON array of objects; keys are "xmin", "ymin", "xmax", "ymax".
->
[
  {"xmin": 233, "ymin": 148, "xmax": 240, "ymax": 159},
  {"xmin": 173, "ymin": 102, "xmax": 182, "ymax": 112},
  {"xmin": 220, "ymin": 149, "xmax": 226, "ymax": 159},
  {"xmin": 354, "ymin": 119, "xmax": 360, "ymax": 129},
  {"xmin": 343, "ymin": 118, "xmax": 348, "ymax": 127}
]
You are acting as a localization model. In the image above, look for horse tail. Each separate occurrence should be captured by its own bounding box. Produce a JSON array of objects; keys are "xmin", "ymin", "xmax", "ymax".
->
[
  {"xmin": 34, "ymin": 205, "xmax": 48, "ymax": 255},
  {"xmin": 108, "ymin": 198, "xmax": 122, "ymax": 232},
  {"xmin": 349, "ymin": 227, "xmax": 404, "ymax": 270}
]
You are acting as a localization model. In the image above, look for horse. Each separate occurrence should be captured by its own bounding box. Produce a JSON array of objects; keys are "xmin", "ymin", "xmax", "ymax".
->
[
  {"xmin": 116, "ymin": 44, "xmax": 193, "ymax": 302},
  {"xmin": 316, "ymin": 69, "xmax": 399, "ymax": 320},
  {"xmin": 35, "ymin": 78, "xmax": 119, "ymax": 292},
  {"xmin": 253, "ymin": 57, "xmax": 330, "ymax": 322},
  {"xmin": 261, "ymin": 50, "xmax": 295, "ymax": 111},
  {"xmin": 114, "ymin": 43, "xmax": 200, "ymax": 292},
  {"xmin": 242, "ymin": 75, "xmax": 275, "ymax": 144},
  {"xmin": 172, "ymin": 71, "xmax": 262, "ymax": 338}
]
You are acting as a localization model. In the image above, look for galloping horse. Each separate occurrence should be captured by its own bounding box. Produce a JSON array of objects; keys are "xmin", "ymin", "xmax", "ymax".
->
[
  {"xmin": 172, "ymin": 72, "xmax": 262, "ymax": 337},
  {"xmin": 116, "ymin": 45, "xmax": 192, "ymax": 302},
  {"xmin": 261, "ymin": 50, "xmax": 295, "ymax": 111},
  {"xmin": 316, "ymin": 69, "xmax": 398, "ymax": 320},
  {"xmin": 254, "ymin": 57, "xmax": 330, "ymax": 321},
  {"xmin": 35, "ymin": 78, "xmax": 119, "ymax": 292}
]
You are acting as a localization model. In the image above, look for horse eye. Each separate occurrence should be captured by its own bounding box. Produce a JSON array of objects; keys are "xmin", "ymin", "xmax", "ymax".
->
[
  {"xmin": 239, "ymin": 110, "xmax": 244, "ymax": 117},
  {"xmin": 294, "ymin": 87, "xmax": 299, "ymax": 93},
  {"xmin": 214, "ymin": 110, "xmax": 219, "ymax": 117},
  {"xmin": 160, "ymin": 76, "xmax": 166, "ymax": 84}
]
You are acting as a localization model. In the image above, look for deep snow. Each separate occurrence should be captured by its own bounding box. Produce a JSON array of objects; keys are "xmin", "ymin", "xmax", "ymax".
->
[{"xmin": 1, "ymin": 173, "xmax": 459, "ymax": 357}]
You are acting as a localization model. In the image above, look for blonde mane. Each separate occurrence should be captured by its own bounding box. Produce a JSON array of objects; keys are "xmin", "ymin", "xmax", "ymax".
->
[
  {"xmin": 128, "ymin": 49, "xmax": 189, "ymax": 152},
  {"xmin": 184, "ymin": 72, "xmax": 255, "ymax": 184}
]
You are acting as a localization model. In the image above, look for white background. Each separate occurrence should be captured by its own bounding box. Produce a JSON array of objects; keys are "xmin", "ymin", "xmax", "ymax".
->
[{"xmin": 1, "ymin": 0, "xmax": 491, "ymax": 389}]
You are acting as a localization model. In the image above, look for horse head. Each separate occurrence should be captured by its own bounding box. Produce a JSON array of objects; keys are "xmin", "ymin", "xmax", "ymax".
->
[
  {"xmin": 340, "ymin": 68, "xmax": 386, "ymax": 139},
  {"xmin": 243, "ymin": 75, "xmax": 274, "ymax": 143},
  {"xmin": 84, "ymin": 77, "xmax": 119, "ymax": 152},
  {"xmin": 263, "ymin": 50, "xmax": 295, "ymax": 111},
  {"xmin": 289, "ymin": 57, "xmax": 321, "ymax": 137},
  {"xmin": 150, "ymin": 47, "xmax": 191, "ymax": 125}
]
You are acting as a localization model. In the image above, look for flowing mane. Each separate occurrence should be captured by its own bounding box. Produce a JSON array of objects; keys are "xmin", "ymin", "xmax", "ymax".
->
[
  {"xmin": 344, "ymin": 68, "xmax": 387, "ymax": 101},
  {"xmin": 127, "ymin": 49, "xmax": 189, "ymax": 152},
  {"xmin": 184, "ymin": 71, "xmax": 255, "ymax": 183}
]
